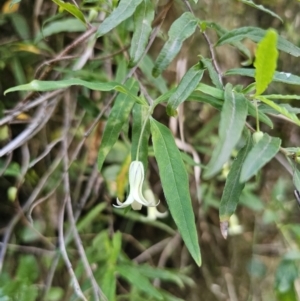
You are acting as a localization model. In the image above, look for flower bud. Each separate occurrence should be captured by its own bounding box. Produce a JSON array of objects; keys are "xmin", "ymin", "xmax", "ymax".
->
[{"xmin": 252, "ymin": 131, "xmax": 264, "ymax": 144}]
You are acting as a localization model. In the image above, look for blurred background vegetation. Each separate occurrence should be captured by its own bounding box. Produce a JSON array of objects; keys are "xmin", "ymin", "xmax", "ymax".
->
[{"xmin": 1, "ymin": 0, "xmax": 300, "ymax": 300}]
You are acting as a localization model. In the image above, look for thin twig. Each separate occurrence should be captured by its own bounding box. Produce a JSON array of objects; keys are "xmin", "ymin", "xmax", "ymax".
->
[
  {"xmin": 0, "ymin": 99, "xmax": 58, "ymax": 157},
  {"xmin": 181, "ymin": 0, "xmax": 223, "ymax": 86},
  {"xmin": 1, "ymin": 90, "xmax": 63, "ymax": 126},
  {"xmin": 62, "ymin": 93, "xmax": 107, "ymax": 301},
  {"xmin": 153, "ymin": 233, "xmax": 181, "ymax": 287},
  {"xmin": 59, "ymin": 93, "xmax": 88, "ymax": 301},
  {"xmin": 0, "ymin": 155, "xmax": 62, "ymax": 273},
  {"xmin": 29, "ymin": 137, "xmax": 62, "ymax": 168},
  {"xmin": 58, "ymin": 196, "xmax": 88, "ymax": 301},
  {"xmin": 0, "ymin": 242, "xmax": 55, "ymax": 256},
  {"xmin": 133, "ymin": 238, "xmax": 171, "ymax": 263},
  {"xmin": 35, "ymin": 56, "xmax": 78, "ymax": 78}
]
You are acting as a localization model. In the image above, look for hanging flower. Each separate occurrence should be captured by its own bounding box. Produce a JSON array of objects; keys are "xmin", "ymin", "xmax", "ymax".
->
[
  {"xmin": 113, "ymin": 161, "xmax": 159, "ymax": 210},
  {"xmin": 144, "ymin": 189, "xmax": 168, "ymax": 220}
]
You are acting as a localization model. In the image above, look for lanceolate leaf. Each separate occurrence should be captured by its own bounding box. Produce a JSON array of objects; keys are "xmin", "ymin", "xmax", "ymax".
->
[
  {"xmin": 96, "ymin": 0, "xmax": 143, "ymax": 38},
  {"xmin": 152, "ymin": 12, "xmax": 198, "ymax": 77},
  {"xmin": 206, "ymin": 22, "xmax": 252, "ymax": 63},
  {"xmin": 139, "ymin": 55, "xmax": 168, "ymax": 94},
  {"xmin": 200, "ymin": 57, "xmax": 223, "ymax": 89},
  {"xmin": 193, "ymin": 84, "xmax": 273, "ymax": 128},
  {"xmin": 263, "ymin": 94, "xmax": 300, "ymax": 100},
  {"xmin": 4, "ymin": 78, "xmax": 143, "ymax": 104},
  {"xmin": 225, "ymin": 68, "xmax": 300, "ymax": 85},
  {"xmin": 97, "ymin": 79, "xmax": 139, "ymax": 172},
  {"xmin": 240, "ymin": 0, "xmax": 283, "ymax": 22},
  {"xmin": 167, "ymin": 63, "xmax": 205, "ymax": 116},
  {"xmin": 117, "ymin": 265, "xmax": 163, "ymax": 300},
  {"xmin": 217, "ymin": 27, "xmax": 300, "ymax": 57},
  {"xmin": 131, "ymin": 104, "xmax": 150, "ymax": 171},
  {"xmin": 35, "ymin": 18, "xmax": 86, "ymax": 42},
  {"xmin": 220, "ymin": 131, "xmax": 252, "ymax": 222},
  {"xmin": 254, "ymin": 29, "xmax": 278, "ymax": 95},
  {"xmin": 203, "ymin": 84, "xmax": 248, "ymax": 179},
  {"xmin": 129, "ymin": 0, "xmax": 155, "ymax": 66},
  {"xmin": 51, "ymin": 0, "xmax": 86, "ymax": 24},
  {"xmin": 240, "ymin": 133, "xmax": 281, "ymax": 182},
  {"xmin": 257, "ymin": 96, "xmax": 300, "ymax": 126},
  {"xmin": 150, "ymin": 119, "xmax": 201, "ymax": 266},
  {"xmin": 195, "ymin": 83, "xmax": 223, "ymax": 99}
]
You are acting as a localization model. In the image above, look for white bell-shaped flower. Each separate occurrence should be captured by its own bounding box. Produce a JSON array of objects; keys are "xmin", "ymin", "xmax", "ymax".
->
[{"xmin": 113, "ymin": 161, "xmax": 159, "ymax": 210}]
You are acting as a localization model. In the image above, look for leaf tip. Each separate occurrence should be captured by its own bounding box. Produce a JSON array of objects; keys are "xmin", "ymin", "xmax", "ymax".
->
[{"xmin": 220, "ymin": 221, "xmax": 229, "ymax": 239}]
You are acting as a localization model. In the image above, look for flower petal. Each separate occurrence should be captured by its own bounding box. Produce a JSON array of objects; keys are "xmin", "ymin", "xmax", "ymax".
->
[
  {"xmin": 113, "ymin": 195, "xmax": 134, "ymax": 208},
  {"xmin": 131, "ymin": 200, "xmax": 143, "ymax": 210}
]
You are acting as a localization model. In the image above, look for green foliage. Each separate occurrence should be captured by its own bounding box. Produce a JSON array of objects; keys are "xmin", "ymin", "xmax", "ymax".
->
[
  {"xmin": 217, "ymin": 26, "xmax": 300, "ymax": 57},
  {"xmin": 150, "ymin": 118, "xmax": 201, "ymax": 266},
  {"xmin": 3, "ymin": 0, "xmax": 300, "ymax": 300},
  {"xmin": 167, "ymin": 63, "xmax": 205, "ymax": 116},
  {"xmin": 240, "ymin": 133, "xmax": 281, "ymax": 182},
  {"xmin": 203, "ymin": 83, "xmax": 248, "ymax": 178},
  {"xmin": 239, "ymin": 0, "xmax": 283, "ymax": 22},
  {"xmin": 219, "ymin": 131, "xmax": 252, "ymax": 222},
  {"xmin": 51, "ymin": 0, "xmax": 86, "ymax": 24},
  {"xmin": 254, "ymin": 29, "xmax": 278, "ymax": 95},
  {"xmin": 152, "ymin": 12, "xmax": 198, "ymax": 77},
  {"xmin": 129, "ymin": 0, "xmax": 155, "ymax": 66},
  {"xmin": 96, "ymin": 0, "xmax": 143, "ymax": 38},
  {"xmin": 97, "ymin": 79, "xmax": 139, "ymax": 171}
]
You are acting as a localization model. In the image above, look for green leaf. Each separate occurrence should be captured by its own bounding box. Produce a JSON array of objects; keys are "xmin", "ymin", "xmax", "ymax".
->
[
  {"xmin": 51, "ymin": 0, "xmax": 86, "ymax": 24},
  {"xmin": 129, "ymin": 0, "xmax": 155, "ymax": 66},
  {"xmin": 254, "ymin": 29, "xmax": 278, "ymax": 95},
  {"xmin": 117, "ymin": 264, "xmax": 163, "ymax": 300},
  {"xmin": 240, "ymin": 133, "xmax": 281, "ymax": 182},
  {"xmin": 113, "ymin": 209, "xmax": 176, "ymax": 235},
  {"xmin": 217, "ymin": 27, "xmax": 300, "ymax": 57},
  {"xmin": 200, "ymin": 56, "xmax": 223, "ymax": 89},
  {"xmin": 239, "ymin": 0, "xmax": 283, "ymax": 22},
  {"xmin": 150, "ymin": 119, "xmax": 201, "ymax": 266},
  {"xmin": 262, "ymin": 94, "xmax": 300, "ymax": 100},
  {"xmin": 219, "ymin": 131, "xmax": 252, "ymax": 222},
  {"xmin": 77, "ymin": 95, "xmax": 100, "ymax": 117},
  {"xmin": 9, "ymin": 13, "xmax": 30, "ymax": 40},
  {"xmin": 102, "ymin": 232, "xmax": 122, "ymax": 301},
  {"xmin": 192, "ymin": 86, "xmax": 273, "ymax": 128},
  {"xmin": 97, "ymin": 79, "xmax": 139, "ymax": 172},
  {"xmin": 225, "ymin": 68, "xmax": 300, "ymax": 85},
  {"xmin": 131, "ymin": 104, "xmax": 150, "ymax": 171},
  {"xmin": 206, "ymin": 22, "xmax": 252, "ymax": 63},
  {"xmin": 189, "ymin": 92, "xmax": 223, "ymax": 109},
  {"xmin": 166, "ymin": 63, "xmax": 205, "ymax": 116},
  {"xmin": 195, "ymin": 83, "xmax": 223, "ymax": 99},
  {"xmin": 135, "ymin": 265, "xmax": 193, "ymax": 288},
  {"xmin": 4, "ymin": 78, "xmax": 142, "ymax": 104},
  {"xmin": 257, "ymin": 96, "xmax": 300, "ymax": 126},
  {"xmin": 139, "ymin": 55, "xmax": 168, "ymax": 94},
  {"xmin": 275, "ymin": 260, "xmax": 299, "ymax": 294},
  {"xmin": 152, "ymin": 12, "xmax": 198, "ymax": 77},
  {"xmin": 96, "ymin": 0, "xmax": 143, "ymax": 38},
  {"xmin": 77, "ymin": 203, "xmax": 106, "ymax": 232},
  {"xmin": 203, "ymin": 84, "xmax": 248, "ymax": 179},
  {"xmin": 35, "ymin": 18, "xmax": 86, "ymax": 42}
]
